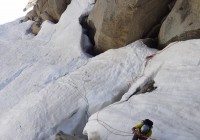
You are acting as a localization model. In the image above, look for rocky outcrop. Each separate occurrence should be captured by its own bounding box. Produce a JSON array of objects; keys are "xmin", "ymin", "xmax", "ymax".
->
[
  {"xmin": 158, "ymin": 0, "xmax": 200, "ymax": 48},
  {"xmin": 23, "ymin": 0, "xmax": 38, "ymax": 12},
  {"xmin": 24, "ymin": 0, "xmax": 71, "ymax": 34},
  {"xmin": 24, "ymin": 9, "xmax": 38, "ymax": 22},
  {"xmin": 55, "ymin": 131, "xmax": 84, "ymax": 140},
  {"xmin": 31, "ymin": 21, "xmax": 42, "ymax": 35},
  {"xmin": 47, "ymin": 0, "xmax": 71, "ymax": 21},
  {"xmin": 87, "ymin": 0, "xmax": 173, "ymax": 52}
]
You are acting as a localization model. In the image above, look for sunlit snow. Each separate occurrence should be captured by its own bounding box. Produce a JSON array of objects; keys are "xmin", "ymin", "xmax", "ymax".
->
[
  {"xmin": 0, "ymin": 0, "xmax": 200, "ymax": 140},
  {"xmin": 84, "ymin": 40, "xmax": 200, "ymax": 140}
]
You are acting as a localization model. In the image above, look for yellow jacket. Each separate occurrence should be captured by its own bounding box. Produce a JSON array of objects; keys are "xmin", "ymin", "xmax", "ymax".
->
[{"xmin": 133, "ymin": 122, "xmax": 152, "ymax": 137}]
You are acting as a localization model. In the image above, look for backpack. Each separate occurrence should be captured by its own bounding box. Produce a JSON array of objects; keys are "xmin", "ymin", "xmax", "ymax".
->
[{"xmin": 143, "ymin": 119, "xmax": 153, "ymax": 128}]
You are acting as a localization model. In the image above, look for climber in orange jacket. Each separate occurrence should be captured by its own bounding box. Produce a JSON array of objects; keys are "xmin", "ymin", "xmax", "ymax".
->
[{"xmin": 132, "ymin": 119, "xmax": 153, "ymax": 140}]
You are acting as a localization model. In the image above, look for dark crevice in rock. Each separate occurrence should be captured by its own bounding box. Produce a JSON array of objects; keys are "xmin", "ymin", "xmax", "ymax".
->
[
  {"xmin": 144, "ymin": 0, "xmax": 177, "ymax": 50},
  {"xmin": 168, "ymin": 0, "xmax": 177, "ymax": 11},
  {"xmin": 145, "ymin": 24, "xmax": 162, "ymax": 39},
  {"xmin": 79, "ymin": 14, "xmax": 101, "ymax": 56},
  {"xmin": 142, "ymin": 38, "xmax": 159, "ymax": 49}
]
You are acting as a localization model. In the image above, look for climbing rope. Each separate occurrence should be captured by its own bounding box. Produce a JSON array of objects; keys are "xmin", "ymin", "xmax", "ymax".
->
[
  {"xmin": 92, "ymin": 41, "xmax": 179, "ymax": 140},
  {"xmin": 95, "ymin": 105, "xmax": 157, "ymax": 140},
  {"xmin": 93, "ymin": 55, "xmax": 152, "ymax": 138},
  {"xmin": 146, "ymin": 42, "xmax": 179, "ymax": 60}
]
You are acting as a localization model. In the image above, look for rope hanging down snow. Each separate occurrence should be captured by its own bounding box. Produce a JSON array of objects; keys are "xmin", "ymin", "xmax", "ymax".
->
[
  {"xmin": 91, "ymin": 41, "xmax": 179, "ymax": 140},
  {"xmin": 96, "ymin": 112, "xmax": 157, "ymax": 140},
  {"xmin": 93, "ymin": 55, "xmax": 151, "ymax": 138}
]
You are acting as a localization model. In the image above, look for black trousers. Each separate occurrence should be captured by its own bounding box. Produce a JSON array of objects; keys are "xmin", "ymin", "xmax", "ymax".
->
[{"xmin": 132, "ymin": 134, "xmax": 139, "ymax": 140}]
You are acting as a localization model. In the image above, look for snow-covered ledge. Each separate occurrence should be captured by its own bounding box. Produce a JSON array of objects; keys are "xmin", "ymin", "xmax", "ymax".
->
[{"xmin": 83, "ymin": 40, "xmax": 200, "ymax": 140}]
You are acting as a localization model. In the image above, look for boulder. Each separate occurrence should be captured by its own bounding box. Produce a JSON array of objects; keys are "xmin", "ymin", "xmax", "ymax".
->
[
  {"xmin": 55, "ymin": 131, "xmax": 84, "ymax": 140},
  {"xmin": 158, "ymin": 0, "xmax": 200, "ymax": 48},
  {"xmin": 24, "ymin": 10, "xmax": 38, "ymax": 22},
  {"xmin": 47, "ymin": 0, "xmax": 71, "ymax": 21},
  {"xmin": 87, "ymin": 0, "xmax": 173, "ymax": 52},
  {"xmin": 31, "ymin": 21, "xmax": 42, "ymax": 35},
  {"xmin": 34, "ymin": 0, "xmax": 48, "ymax": 17},
  {"xmin": 24, "ymin": 0, "xmax": 71, "ymax": 34}
]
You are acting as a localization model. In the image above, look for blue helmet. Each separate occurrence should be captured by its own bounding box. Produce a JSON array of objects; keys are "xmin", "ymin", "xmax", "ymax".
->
[{"xmin": 140, "ymin": 124, "xmax": 150, "ymax": 134}]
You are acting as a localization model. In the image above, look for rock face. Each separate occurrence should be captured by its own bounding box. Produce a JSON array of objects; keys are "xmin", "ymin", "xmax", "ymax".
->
[
  {"xmin": 158, "ymin": 0, "xmax": 200, "ymax": 48},
  {"xmin": 87, "ymin": 0, "xmax": 173, "ymax": 52},
  {"xmin": 55, "ymin": 131, "xmax": 84, "ymax": 140},
  {"xmin": 47, "ymin": 0, "xmax": 70, "ymax": 21},
  {"xmin": 31, "ymin": 21, "xmax": 42, "ymax": 35},
  {"xmin": 23, "ymin": 0, "xmax": 38, "ymax": 12},
  {"xmin": 24, "ymin": 0, "xmax": 71, "ymax": 34}
]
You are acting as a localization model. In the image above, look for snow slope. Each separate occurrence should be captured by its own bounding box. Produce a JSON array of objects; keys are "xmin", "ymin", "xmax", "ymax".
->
[
  {"xmin": 0, "ymin": 0, "xmax": 91, "ymax": 118},
  {"xmin": 0, "ymin": 0, "xmax": 156, "ymax": 140},
  {"xmin": 1, "ymin": 0, "xmax": 200, "ymax": 140},
  {"xmin": 84, "ymin": 40, "xmax": 200, "ymax": 140}
]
